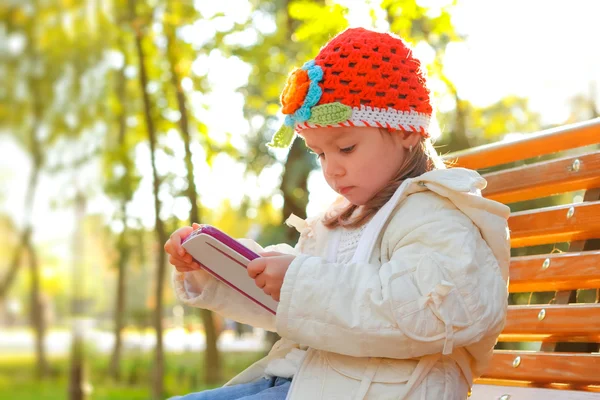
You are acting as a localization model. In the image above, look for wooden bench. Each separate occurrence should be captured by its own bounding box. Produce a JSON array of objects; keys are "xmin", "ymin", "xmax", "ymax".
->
[{"xmin": 445, "ymin": 118, "xmax": 600, "ymax": 399}]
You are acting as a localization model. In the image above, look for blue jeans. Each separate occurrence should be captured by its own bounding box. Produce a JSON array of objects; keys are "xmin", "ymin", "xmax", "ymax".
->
[{"xmin": 170, "ymin": 377, "xmax": 292, "ymax": 400}]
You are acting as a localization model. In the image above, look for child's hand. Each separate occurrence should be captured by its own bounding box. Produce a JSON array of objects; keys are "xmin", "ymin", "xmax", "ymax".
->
[
  {"xmin": 247, "ymin": 252, "xmax": 295, "ymax": 301},
  {"xmin": 164, "ymin": 223, "xmax": 202, "ymax": 272}
]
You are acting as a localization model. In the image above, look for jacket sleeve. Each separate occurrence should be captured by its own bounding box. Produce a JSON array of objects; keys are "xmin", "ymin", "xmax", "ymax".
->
[
  {"xmin": 275, "ymin": 201, "xmax": 509, "ymax": 359},
  {"xmin": 172, "ymin": 239, "xmax": 298, "ymax": 332}
]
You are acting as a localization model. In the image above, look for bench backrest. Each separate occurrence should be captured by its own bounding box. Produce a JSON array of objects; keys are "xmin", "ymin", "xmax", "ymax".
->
[{"xmin": 444, "ymin": 118, "xmax": 600, "ymax": 398}]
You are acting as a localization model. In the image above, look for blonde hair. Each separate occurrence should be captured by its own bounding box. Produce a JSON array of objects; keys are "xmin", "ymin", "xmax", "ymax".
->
[{"xmin": 322, "ymin": 130, "xmax": 447, "ymax": 229}]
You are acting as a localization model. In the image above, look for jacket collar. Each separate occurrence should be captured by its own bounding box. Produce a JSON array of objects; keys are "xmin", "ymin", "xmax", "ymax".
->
[{"xmin": 333, "ymin": 168, "xmax": 509, "ymax": 265}]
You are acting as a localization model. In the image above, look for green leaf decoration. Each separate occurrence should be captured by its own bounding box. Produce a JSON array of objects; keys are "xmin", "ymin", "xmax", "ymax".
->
[
  {"xmin": 268, "ymin": 124, "xmax": 296, "ymax": 148},
  {"xmin": 307, "ymin": 102, "xmax": 352, "ymax": 125}
]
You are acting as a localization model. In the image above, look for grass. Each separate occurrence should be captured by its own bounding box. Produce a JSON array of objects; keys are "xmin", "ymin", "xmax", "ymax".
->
[{"xmin": 0, "ymin": 350, "xmax": 264, "ymax": 399}]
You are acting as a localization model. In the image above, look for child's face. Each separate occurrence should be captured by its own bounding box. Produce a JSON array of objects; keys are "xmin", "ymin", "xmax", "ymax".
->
[{"xmin": 300, "ymin": 127, "xmax": 416, "ymax": 206}]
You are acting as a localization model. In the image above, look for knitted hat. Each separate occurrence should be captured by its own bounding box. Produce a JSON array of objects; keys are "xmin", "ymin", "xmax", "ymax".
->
[{"xmin": 269, "ymin": 27, "xmax": 432, "ymax": 148}]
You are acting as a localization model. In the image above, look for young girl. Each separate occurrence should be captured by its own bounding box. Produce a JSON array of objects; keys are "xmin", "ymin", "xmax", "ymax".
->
[{"xmin": 165, "ymin": 27, "xmax": 510, "ymax": 400}]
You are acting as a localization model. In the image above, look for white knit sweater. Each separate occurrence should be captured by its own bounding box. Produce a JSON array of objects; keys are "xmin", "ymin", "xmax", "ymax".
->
[{"xmin": 263, "ymin": 224, "xmax": 367, "ymax": 378}]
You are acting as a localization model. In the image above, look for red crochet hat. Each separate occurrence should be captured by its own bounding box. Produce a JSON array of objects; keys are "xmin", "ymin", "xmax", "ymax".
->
[{"xmin": 270, "ymin": 28, "xmax": 432, "ymax": 148}]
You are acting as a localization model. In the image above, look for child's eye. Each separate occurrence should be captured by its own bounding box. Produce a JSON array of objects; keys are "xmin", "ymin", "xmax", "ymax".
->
[
  {"xmin": 340, "ymin": 145, "xmax": 355, "ymax": 154},
  {"xmin": 309, "ymin": 151, "xmax": 325, "ymax": 159}
]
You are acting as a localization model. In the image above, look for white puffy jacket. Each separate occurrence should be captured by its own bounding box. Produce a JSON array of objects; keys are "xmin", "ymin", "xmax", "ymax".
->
[{"xmin": 173, "ymin": 167, "xmax": 511, "ymax": 400}]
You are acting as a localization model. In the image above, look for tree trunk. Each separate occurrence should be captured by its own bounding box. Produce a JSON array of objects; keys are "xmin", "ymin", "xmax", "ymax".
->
[
  {"xmin": 109, "ymin": 41, "xmax": 130, "ymax": 382},
  {"xmin": 164, "ymin": 17, "xmax": 222, "ymax": 384},
  {"xmin": 68, "ymin": 193, "xmax": 88, "ymax": 400},
  {"xmin": 279, "ymin": 0, "xmax": 314, "ymax": 244},
  {"xmin": 0, "ymin": 147, "xmax": 40, "ymax": 299},
  {"xmin": 26, "ymin": 83, "xmax": 48, "ymax": 378},
  {"xmin": 68, "ymin": 333, "xmax": 86, "ymax": 400},
  {"xmin": 0, "ymin": 230, "xmax": 28, "ymax": 300},
  {"xmin": 26, "ymin": 237, "xmax": 49, "ymax": 378},
  {"xmin": 438, "ymin": 74, "xmax": 471, "ymax": 152},
  {"xmin": 109, "ymin": 214, "xmax": 129, "ymax": 381},
  {"xmin": 280, "ymin": 138, "xmax": 312, "ymax": 242},
  {"xmin": 590, "ymin": 81, "xmax": 599, "ymax": 119},
  {"xmin": 130, "ymin": 1, "xmax": 168, "ymax": 397}
]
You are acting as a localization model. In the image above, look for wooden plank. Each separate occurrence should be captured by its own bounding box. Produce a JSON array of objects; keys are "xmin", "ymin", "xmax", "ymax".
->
[
  {"xmin": 499, "ymin": 304, "xmax": 600, "ymax": 342},
  {"xmin": 482, "ymin": 152, "xmax": 600, "ymax": 204},
  {"xmin": 508, "ymin": 251, "xmax": 600, "ymax": 293},
  {"xmin": 481, "ymin": 351, "xmax": 600, "ymax": 385},
  {"xmin": 540, "ymin": 187, "xmax": 600, "ymax": 354},
  {"xmin": 470, "ymin": 384, "xmax": 600, "ymax": 399},
  {"xmin": 443, "ymin": 118, "xmax": 600, "ymax": 170},
  {"xmin": 509, "ymin": 201, "xmax": 600, "ymax": 248}
]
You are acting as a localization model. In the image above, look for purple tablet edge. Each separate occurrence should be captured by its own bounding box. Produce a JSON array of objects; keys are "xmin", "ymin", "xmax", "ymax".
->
[
  {"xmin": 182, "ymin": 225, "xmax": 275, "ymax": 315},
  {"xmin": 183, "ymin": 225, "xmax": 260, "ymax": 262}
]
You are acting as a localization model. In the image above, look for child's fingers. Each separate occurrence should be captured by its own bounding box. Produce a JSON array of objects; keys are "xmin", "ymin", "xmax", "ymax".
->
[
  {"xmin": 254, "ymin": 273, "xmax": 266, "ymax": 289},
  {"xmin": 174, "ymin": 260, "xmax": 203, "ymax": 273},
  {"xmin": 259, "ymin": 251, "xmax": 284, "ymax": 258},
  {"xmin": 169, "ymin": 253, "xmax": 194, "ymax": 266},
  {"xmin": 163, "ymin": 239, "xmax": 173, "ymax": 253},
  {"xmin": 168, "ymin": 254, "xmax": 194, "ymax": 270},
  {"xmin": 247, "ymin": 258, "xmax": 266, "ymax": 279},
  {"xmin": 171, "ymin": 226, "xmax": 194, "ymax": 256},
  {"xmin": 192, "ymin": 223, "xmax": 201, "ymax": 230},
  {"xmin": 191, "ymin": 261, "xmax": 202, "ymax": 270},
  {"xmin": 165, "ymin": 241, "xmax": 181, "ymax": 260},
  {"xmin": 170, "ymin": 232, "xmax": 183, "ymax": 256}
]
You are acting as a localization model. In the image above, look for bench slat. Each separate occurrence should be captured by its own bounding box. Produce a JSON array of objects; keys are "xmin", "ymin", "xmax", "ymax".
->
[
  {"xmin": 444, "ymin": 118, "xmax": 600, "ymax": 170},
  {"xmin": 509, "ymin": 201, "xmax": 600, "ymax": 248},
  {"xmin": 482, "ymin": 351, "xmax": 600, "ymax": 385},
  {"xmin": 499, "ymin": 304, "xmax": 600, "ymax": 342},
  {"xmin": 470, "ymin": 384, "xmax": 600, "ymax": 399},
  {"xmin": 508, "ymin": 251, "xmax": 600, "ymax": 293},
  {"xmin": 483, "ymin": 152, "xmax": 600, "ymax": 204}
]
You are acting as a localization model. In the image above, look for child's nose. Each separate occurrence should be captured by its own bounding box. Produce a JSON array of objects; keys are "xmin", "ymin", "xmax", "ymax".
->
[{"xmin": 324, "ymin": 157, "xmax": 345, "ymax": 177}]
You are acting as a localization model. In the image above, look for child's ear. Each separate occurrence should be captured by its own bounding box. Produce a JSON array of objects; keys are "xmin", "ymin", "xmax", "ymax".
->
[{"xmin": 398, "ymin": 131, "xmax": 422, "ymax": 151}]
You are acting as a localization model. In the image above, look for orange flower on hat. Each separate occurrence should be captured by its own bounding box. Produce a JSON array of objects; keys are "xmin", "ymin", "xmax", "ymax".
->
[
  {"xmin": 281, "ymin": 68, "xmax": 310, "ymax": 114},
  {"xmin": 269, "ymin": 60, "xmax": 324, "ymax": 148}
]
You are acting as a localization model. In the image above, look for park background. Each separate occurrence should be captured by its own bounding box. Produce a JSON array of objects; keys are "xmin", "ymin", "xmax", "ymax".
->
[{"xmin": 1, "ymin": 0, "xmax": 599, "ymax": 398}]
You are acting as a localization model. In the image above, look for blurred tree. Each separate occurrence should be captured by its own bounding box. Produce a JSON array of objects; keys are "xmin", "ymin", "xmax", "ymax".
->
[
  {"xmin": 102, "ymin": 27, "xmax": 142, "ymax": 380},
  {"xmin": 567, "ymin": 81, "xmax": 599, "ymax": 123},
  {"xmin": 162, "ymin": 2, "xmax": 223, "ymax": 383},
  {"xmin": 225, "ymin": 0, "xmax": 347, "ymax": 245},
  {"xmin": 438, "ymin": 95, "xmax": 542, "ymax": 155},
  {"xmin": 1, "ymin": 0, "xmax": 64, "ymax": 379},
  {"xmin": 0, "ymin": 216, "xmax": 19, "ymax": 324},
  {"xmin": 69, "ymin": 192, "xmax": 88, "ymax": 400},
  {"xmin": 126, "ymin": 0, "xmax": 169, "ymax": 397},
  {"xmin": 2, "ymin": 0, "xmax": 111, "ymax": 382}
]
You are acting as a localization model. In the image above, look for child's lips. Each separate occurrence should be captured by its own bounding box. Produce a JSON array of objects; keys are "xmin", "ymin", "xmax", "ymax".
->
[{"xmin": 339, "ymin": 186, "xmax": 354, "ymax": 194}]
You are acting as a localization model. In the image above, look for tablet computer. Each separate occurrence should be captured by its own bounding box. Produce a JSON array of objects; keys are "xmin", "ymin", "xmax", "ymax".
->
[{"xmin": 182, "ymin": 225, "xmax": 278, "ymax": 315}]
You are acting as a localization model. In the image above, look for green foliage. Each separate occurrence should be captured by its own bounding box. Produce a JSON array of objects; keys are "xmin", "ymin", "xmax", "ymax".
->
[
  {"xmin": 0, "ymin": 350, "xmax": 263, "ymax": 399},
  {"xmin": 224, "ymin": 0, "xmax": 348, "ymax": 176},
  {"xmin": 469, "ymin": 96, "xmax": 542, "ymax": 139}
]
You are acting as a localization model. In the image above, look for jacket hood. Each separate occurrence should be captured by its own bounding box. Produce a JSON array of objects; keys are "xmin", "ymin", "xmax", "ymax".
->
[
  {"xmin": 402, "ymin": 167, "xmax": 511, "ymax": 282},
  {"xmin": 320, "ymin": 167, "xmax": 511, "ymax": 282}
]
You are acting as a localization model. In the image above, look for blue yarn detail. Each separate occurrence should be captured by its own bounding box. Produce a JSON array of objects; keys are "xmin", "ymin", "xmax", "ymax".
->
[
  {"xmin": 301, "ymin": 60, "xmax": 315, "ymax": 70},
  {"xmin": 284, "ymin": 115, "xmax": 294, "ymax": 127},
  {"xmin": 302, "ymin": 60, "xmax": 323, "ymax": 81},
  {"xmin": 294, "ymin": 107, "xmax": 311, "ymax": 122},
  {"xmin": 293, "ymin": 61, "xmax": 324, "ymax": 123}
]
